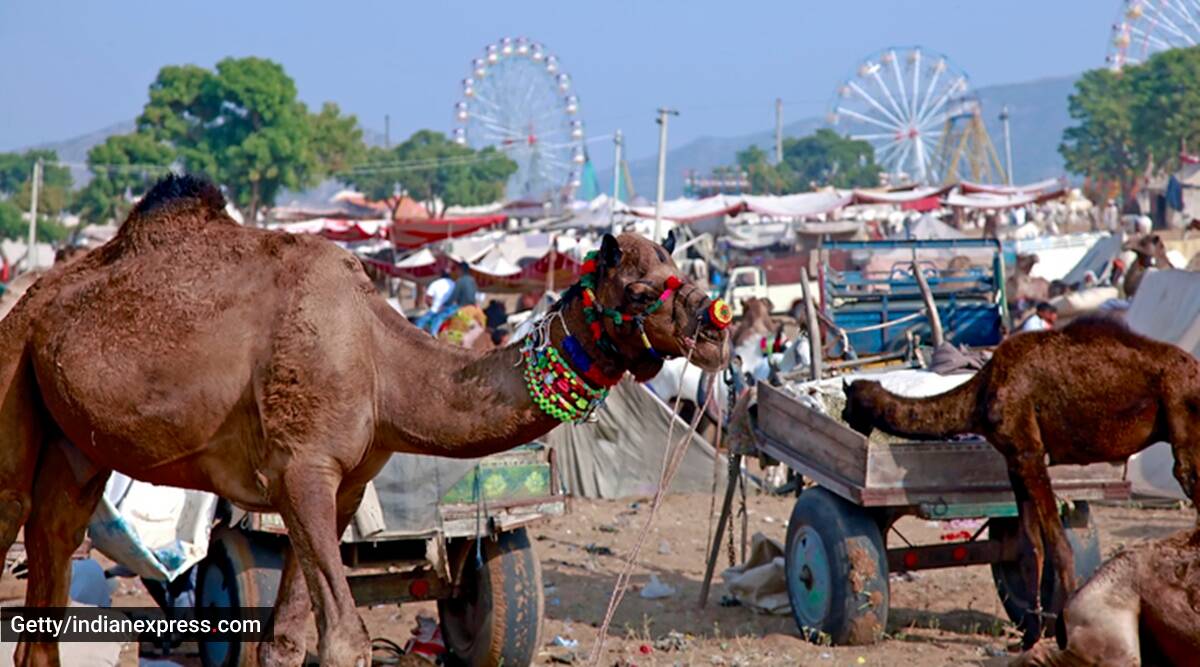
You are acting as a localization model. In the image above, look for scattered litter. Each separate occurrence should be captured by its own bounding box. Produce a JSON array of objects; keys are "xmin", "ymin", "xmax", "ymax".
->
[
  {"xmin": 763, "ymin": 516, "xmax": 776, "ymax": 524},
  {"xmin": 657, "ymin": 539, "xmax": 672, "ymax": 555},
  {"xmin": 596, "ymin": 524, "xmax": 619, "ymax": 533},
  {"xmin": 544, "ymin": 584, "xmax": 558, "ymax": 596},
  {"xmin": 982, "ymin": 645, "xmax": 1008, "ymax": 657},
  {"xmin": 653, "ymin": 630, "xmax": 692, "ymax": 652},
  {"xmin": 638, "ymin": 644, "xmax": 654, "ymax": 654},
  {"xmin": 549, "ymin": 651, "xmax": 577, "ymax": 664},
  {"xmin": 718, "ymin": 594, "xmax": 741, "ymax": 607},
  {"xmin": 721, "ymin": 533, "xmax": 791, "ymax": 614},
  {"xmin": 889, "ymin": 571, "xmax": 922, "ymax": 582},
  {"xmin": 403, "ymin": 615, "xmax": 445, "ymax": 661},
  {"xmin": 551, "ymin": 597, "xmax": 561, "ymax": 606},
  {"xmin": 551, "ymin": 635, "xmax": 578, "ymax": 648},
  {"xmin": 584, "ymin": 543, "xmax": 614, "ymax": 556},
  {"xmin": 819, "ymin": 652, "xmax": 833, "ymax": 660},
  {"xmin": 856, "ymin": 657, "xmax": 866, "ymax": 664},
  {"xmin": 639, "ymin": 574, "xmax": 677, "ymax": 599}
]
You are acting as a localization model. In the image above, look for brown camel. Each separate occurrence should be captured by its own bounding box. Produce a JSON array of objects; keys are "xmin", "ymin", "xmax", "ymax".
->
[
  {"xmin": 1122, "ymin": 233, "xmax": 1171, "ymax": 299},
  {"xmin": 0, "ymin": 175, "xmax": 728, "ymax": 666},
  {"xmin": 1012, "ymin": 528, "xmax": 1200, "ymax": 666},
  {"xmin": 1007, "ymin": 253, "xmax": 1050, "ymax": 314},
  {"xmin": 841, "ymin": 317, "xmax": 1200, "ymax": 648},
  {"xmin": 731, "ymin": 296, "xmax": 776, "ymax": 348}
]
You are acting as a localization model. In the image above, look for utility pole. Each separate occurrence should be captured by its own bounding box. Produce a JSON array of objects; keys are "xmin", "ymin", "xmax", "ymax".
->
[
  {"xmin": 384, "ymin": 114, "xmax": 391, "ymax": 149},
  {"xmin": 653, "ymin": 108, "xmax": 679, "ymax": 242},
  {"xmin": 25, "ymin": 159, "xmax": 41, "ymax": 272},
  {"xmin": 610, "ymin": 129, "xmax": 623, "ymax": 235},
  {"xmin": 1000, "ymin": 105, "xmax": 1014, "ymax": 185},
  {"xmin": 774, "ymin": 97, "xmax": 783, "ymax": 165}
]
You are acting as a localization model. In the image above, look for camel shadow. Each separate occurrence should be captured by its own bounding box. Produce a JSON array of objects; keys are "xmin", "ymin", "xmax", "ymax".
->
[{"xmin": 888, "ymin": 607, "xmax": 1011, "ymax": 643}]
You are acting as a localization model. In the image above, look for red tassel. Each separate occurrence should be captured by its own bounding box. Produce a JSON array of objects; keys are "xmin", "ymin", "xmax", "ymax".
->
[
  {"xmin": 665, "ymin": 275, "xmax": 683, "ymax": 290},
  {"xmin": 590, "ymin": 322, "xmax": 602, "ymax": 339},
  {"xmin": 581, "ymin": 260, "xmax": 596, "ymax": 274}
]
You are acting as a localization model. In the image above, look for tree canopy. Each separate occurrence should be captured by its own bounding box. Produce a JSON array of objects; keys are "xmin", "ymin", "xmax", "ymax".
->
[
  {"xmin": 734, "ymin": 129, "xmax": 881, "ymax": 194},
  {"xmin": 1061, "ymin": 45, "xmax": 1200, "ymax": 199},
  {"xmin": 340, "ymin": 130, "xmax": 517, "ymax": 217},
  {"xmin": 131, "ymin": 57, "xmax": 364, "ymax": 223},
  {"xmin": 75, "ymin": 133, "xmax": 175, "ymax": 225},
  {"xmin": 0, "ymin": 150, "xmax": 74, "ymax": 216}
]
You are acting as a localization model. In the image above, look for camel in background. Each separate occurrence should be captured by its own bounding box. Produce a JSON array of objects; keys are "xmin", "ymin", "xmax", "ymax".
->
[
  {"xmin": 1122, "ymin": 233, "xmax": 1172, "ymax": 298},
  {"xmin": 1012, "ymin": 528, "xmax": 1200, "ymax": 666},
  {"xmin": 841, "ymin": 317, "xmax": 1200, "ymax": 649},
  {"xmin": 1007, "ymin": 254, "xmax": 1050, "ymax": 316},
  {"xmin": 0, "ymin": 175, "xmax": 728, "ymax": 666}
]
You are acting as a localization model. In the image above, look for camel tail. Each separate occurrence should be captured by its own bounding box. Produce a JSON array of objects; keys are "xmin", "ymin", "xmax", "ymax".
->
[{"xmin": 864, "ymin": 368, "xmax": 986, "ymax": 440}]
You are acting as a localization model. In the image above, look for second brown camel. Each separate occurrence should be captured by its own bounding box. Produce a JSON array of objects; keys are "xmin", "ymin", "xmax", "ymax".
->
[{"xmin": 842, "ymin": 317, "xmax": 1200, "ymax": 648}]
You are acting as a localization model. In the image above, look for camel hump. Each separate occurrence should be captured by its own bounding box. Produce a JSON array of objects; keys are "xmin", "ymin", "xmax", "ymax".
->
[{"xmin": 116, "ymin": 174, "xmax": 235, "ymax": 248}]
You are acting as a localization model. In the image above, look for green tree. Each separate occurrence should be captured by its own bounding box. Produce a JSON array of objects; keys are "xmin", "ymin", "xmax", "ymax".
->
[
  {"xmin": 735, "ymin": 145, "xmax": 790, "ymax": 194},
  {"xmin": 75, "ymin": 133, "xmax": 175, "ymax": 224},
  {"xmin": 136, "ymin": 57, "xmax": 364, "ymax": 223},
  {"xmin": 781, "ymin": 129, "xmax": 880, "ymax": 189},
  {"xmin": 1060, "ymin": 68, "xmax": 1143, "ymax": 199},
  {"xmin": 1129, "ymin": 46, "xmax": 1200, "ymax": 174},
  {"xmin": 0, "ymin": 150, "xmax": 74, "ymax": 215},
  {"xmin": 342, "ymin": 130, "xmax": 516, "ymax": 217},
  {"xmin": 0, "ymin": 200, "xmax": 69, "ymax": 244}
]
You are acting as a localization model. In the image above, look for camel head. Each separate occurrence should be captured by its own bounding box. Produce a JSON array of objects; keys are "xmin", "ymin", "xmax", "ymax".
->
[
  {"xmin": 841, "ymin": 379, "xmax": 882, "ymax": 437},
  {"xmin": 584, "ymin": 232, "xmax": 730, "ymax": 378},
  {"xmin": 1124, "ymin": 233, "xmax": 1167, "ymax": 267}
]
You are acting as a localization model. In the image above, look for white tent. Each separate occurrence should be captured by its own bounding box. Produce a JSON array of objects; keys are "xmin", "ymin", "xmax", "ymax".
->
[{"xmin": 1124, "ymin": 270, "xmax": 1200, "ymax": 499}]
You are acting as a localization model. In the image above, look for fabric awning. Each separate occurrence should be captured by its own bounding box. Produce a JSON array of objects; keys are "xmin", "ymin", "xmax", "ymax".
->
[{"xmin": 390, "ymin": 215, "xmax": 508, "ymax": 249}]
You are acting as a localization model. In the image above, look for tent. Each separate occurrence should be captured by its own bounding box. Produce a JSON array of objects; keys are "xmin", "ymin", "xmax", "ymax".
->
[
  {"xmin": 543, "ymin": 379, "xmax": 725, "ymax": 499},
  {"xmin": 1124, "ymin": 270, "xmax": 1200, "ymax": 499}
]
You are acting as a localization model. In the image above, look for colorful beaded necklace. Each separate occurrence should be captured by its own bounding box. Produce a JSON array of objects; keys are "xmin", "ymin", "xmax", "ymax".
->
[{"xmin": 522, "ymin": 250, "xmax": 733, "ymax": 424}]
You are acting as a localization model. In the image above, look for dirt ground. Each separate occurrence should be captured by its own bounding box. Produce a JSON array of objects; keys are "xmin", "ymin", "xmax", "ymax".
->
[{"xmin": 1, "ymin": 495, "xmax": 1193, "ymax": 667}]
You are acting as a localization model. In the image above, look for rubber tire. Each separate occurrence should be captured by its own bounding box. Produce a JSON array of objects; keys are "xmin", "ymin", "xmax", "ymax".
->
[
  {"xmin": 991, "ymin": 501, "xmax": 1101, "ymax": 633},
  {"xmin": 439, "ymin": 528, "xmax": 544, "ymax": 667},
  {"xmin": 194, "ymin": 527, "xmax": 285, "ymax": 667},
  {"xmin": 785, "ymin": 487, "xmax": 889, "ymax": 646}
]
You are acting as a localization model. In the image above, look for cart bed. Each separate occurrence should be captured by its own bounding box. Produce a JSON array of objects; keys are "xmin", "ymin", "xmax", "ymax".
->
[{"xmin": 757, "ymin": 383, "xmax": 1130, "ymax": 507}]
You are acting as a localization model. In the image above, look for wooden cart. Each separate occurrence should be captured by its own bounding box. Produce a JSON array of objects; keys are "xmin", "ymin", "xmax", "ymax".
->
[{"xmin": 750, "ymin": 382, "xmax": 1129, "ymax": 645}]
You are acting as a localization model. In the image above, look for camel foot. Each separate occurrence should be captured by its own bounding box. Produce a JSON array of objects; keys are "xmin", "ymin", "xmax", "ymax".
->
[
  {"xmin": 317, "ymin": 616, "xmax": 371, "ymax": 667},
  {"xmin": 259, "ymin": 634, "xmax": 306, "ymax": 667},
  {"xmin": 1020, "ymin": 611, "xmax": 1044, "ymax": 651}
]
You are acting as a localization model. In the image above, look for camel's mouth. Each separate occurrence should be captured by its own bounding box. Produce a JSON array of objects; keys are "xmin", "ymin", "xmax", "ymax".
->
[{"xmin": 688, "ymin": 328, "xmax": 729, "ymax": 372}]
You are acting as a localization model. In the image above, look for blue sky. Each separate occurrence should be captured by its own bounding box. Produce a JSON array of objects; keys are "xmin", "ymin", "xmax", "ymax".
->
[{"xmin": 0, "ymin": 0, "xmax": 1115, "ymax": 161}]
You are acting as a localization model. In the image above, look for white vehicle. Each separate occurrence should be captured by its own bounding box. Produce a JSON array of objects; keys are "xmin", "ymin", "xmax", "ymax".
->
[{"xmin": 724, "ymin": 265, "xmax": 816, "ymax": 317}]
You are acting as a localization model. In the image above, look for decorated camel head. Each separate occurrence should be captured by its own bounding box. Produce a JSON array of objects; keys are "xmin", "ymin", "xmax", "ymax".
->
[
  {"xmin": 1123, "ymin": 233, "xmax": 1169, "ymax": 267},
  {"xmin": 571, "ymin": 232, "xmax": 730, "ymax": 380}
]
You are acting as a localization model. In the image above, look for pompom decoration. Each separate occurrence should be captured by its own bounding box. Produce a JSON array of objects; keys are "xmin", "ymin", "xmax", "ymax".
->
[{"xmin": 707, "ymin": 299, "xmax": 733, "ymax": 330}]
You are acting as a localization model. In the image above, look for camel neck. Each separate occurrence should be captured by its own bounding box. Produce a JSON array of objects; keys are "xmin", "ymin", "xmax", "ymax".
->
[{"xmin": 370, "ymin": 295, "xmax": 619, "ymax": 459}]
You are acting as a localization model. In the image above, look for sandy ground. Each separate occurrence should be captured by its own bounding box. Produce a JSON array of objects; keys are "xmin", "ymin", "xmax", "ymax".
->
[{"xmin": 1, "ymin": 495, "xmax": 1193, "ymax": 666}]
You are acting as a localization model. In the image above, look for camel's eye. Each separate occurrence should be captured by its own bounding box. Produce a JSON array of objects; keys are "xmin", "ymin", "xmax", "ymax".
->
[{"xmin": 626, "ymin": 283, "xmax": 655, "ymax": 305}]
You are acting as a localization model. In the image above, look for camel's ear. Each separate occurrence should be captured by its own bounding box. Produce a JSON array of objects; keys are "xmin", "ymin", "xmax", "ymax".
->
[
  {"xmin": 627, "ymin": 354, "xmax": 664, "ymax": 383},
  {"xmin": 843, "ymin": 378, "xmax": 851, "ymax": 392},
  {"xmin": 662, "ymin": 230, "xmax": 677, "ymax": 255},
  {"xmin": 600, "ymin": 234, "xmax": 623, "ymax": 269}
]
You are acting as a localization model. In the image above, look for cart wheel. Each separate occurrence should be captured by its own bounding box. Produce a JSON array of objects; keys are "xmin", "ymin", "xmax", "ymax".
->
[
  {"xmin": 195, "ymin": 527, "xmax": 285, "ymax": 667},
  {"xmin": 439, "ymin": 528, "xmax": 544, "ymax": 667},
  {"xmin": 785, "ymin": 487, "xmax": 889, "ymax": 645},
  {"xmin": 991, "ymin": 502, "xmax": 1101, "ymax": 635}
]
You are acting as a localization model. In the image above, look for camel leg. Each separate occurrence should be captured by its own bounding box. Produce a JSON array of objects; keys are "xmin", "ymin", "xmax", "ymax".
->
[
  {"xmin": 1008, "ymin": 467, "xmax": 1048, "ymax": 648},
  {"xmin": 1166, "ymin": 411, "xmax": 1200, "ymax": 517},
  {"xmin": 0, "ymin": 355, "xmax": 43, "ymax": 573},
  {"xmin": 14, "ymin": 439, "xmax": 109, "ymax": 667},
  {"xmin": 260, "ymin": 480, "xmax": 374, "ymax": 667},
  {"xmin": 275, "ymin": 464, "xmax": 369, "ymax": 667},
  {"xmin": 1014, "ymin": 448, "xmax": 1078, "ymax": 643}
]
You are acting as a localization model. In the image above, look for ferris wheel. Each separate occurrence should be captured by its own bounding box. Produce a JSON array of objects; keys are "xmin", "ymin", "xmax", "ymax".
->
[
  {"xmin": 827, "ymin": 47, "xmax": 970, "ymax": 185},
  {"xmin": 1107, "ymin": 1, "xmax": 1200, "ymax": 70},
  {"xmin": 452, "ymin": 37, "xmax": 585, "ymax": 204}
]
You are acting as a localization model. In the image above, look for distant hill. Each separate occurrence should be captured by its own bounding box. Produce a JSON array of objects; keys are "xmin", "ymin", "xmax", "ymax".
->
[{"xmin": 624, "ymin": 73, "xmax": 1081, "ymax": 198}]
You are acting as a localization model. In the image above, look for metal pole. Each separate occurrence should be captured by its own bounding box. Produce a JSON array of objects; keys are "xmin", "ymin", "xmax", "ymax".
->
[
  {"xmin": 774, "ymin": 97, "xmax": 783, "ymax": 165},
  {"xmin": 800, "ymin": 268, "xmax": 822, "ymax": 380},
  {"xmin": 610, "ymin": 129, "xmax": 623, "ymax": 235},
  {"xmin": 1000, "ymin": 105, "xmax": 1013, "ymax": 186},
  {"xmin": 384, "ymin": 114, "xmax": 391, "ymax": 149},
  {"xmin": 653, "ymin": 108, "xmax": 679, "ymax": 242},
  {"xmin": 25, "ymin": 159, "xmax": 41, "ymax": 272},
  {"xmin": 699, "ymin": 452, "xmax": 742, "ymax": 607},
  {"xmin": 913, "ymin": 262, "xmax": 945, "ymax": 347}
]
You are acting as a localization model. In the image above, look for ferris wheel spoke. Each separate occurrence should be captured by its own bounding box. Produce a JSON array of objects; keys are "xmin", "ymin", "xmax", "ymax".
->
[
  {"xmin": 888, "ymin": 53, "xmax": 912, "ymax": 121},
  {"xmin": 909, "ymin": 50, "xmax": 922, "ymax": 118},
  {"xmin": 1141, "ymin": 3, "xmax": 1194, "ymax": 43},
  {"xmin": 916, "ymin": 78, "xmax": 963, "ymax": 130},
  {"xmin": 836, "ymin": 105, "xmax": 902, "ymax": 134},
  {"xmin": 915, "ymin": 63, "xmax": 946, "ymax": 126},
  {"xmin": 1126, "ymin": 24, "xmax": 1177, "ymax": 50},
  {"xmin": 912, "ymin": 135, "xmax": 929, "ymax": 183},
  {"xmin": 850, "ymin": 132, "xmax": 902, "ymax": 141},
  {"xmin": 848, "ymin": 82, "xmax": 907, "ymax": 129},
  {"xmin": 1163, "ymin": 0, "xmax": 1200, "ymax": 37},
  {"xmin": 869, "ymin": 70, "xmax": 909, "ymax": 128},
  {"xmin": 894, "ymin": 139, "xmax": 915, "ymax": 179}
]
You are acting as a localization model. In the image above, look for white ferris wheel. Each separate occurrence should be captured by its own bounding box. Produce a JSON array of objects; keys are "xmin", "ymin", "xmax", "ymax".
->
[
  {"xmin": 1107, "ymin": 0, "xmax": 1200, "ymax": 70},
  {"xmin": 827, "ymin": 47, "xmax": 970, "ymax": 185},
  {"xmin": 453, "ymin": 37, "xmax": 586, "ymax": 204}
]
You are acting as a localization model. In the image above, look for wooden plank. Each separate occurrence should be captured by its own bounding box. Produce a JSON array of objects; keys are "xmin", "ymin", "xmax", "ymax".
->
[
  {"xmin": 757, "ymin": 433, "xmax": 864, "ymax": 504},
  {"xmin": 758, "ymin": 384, "xmax": 869, "ymax": 483}
]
